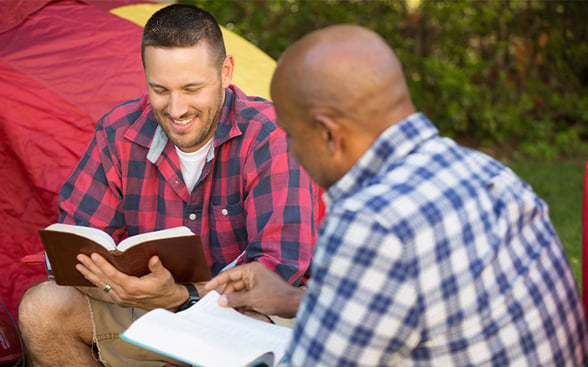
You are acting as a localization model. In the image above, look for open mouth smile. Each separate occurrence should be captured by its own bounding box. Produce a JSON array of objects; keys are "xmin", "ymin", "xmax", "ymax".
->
[{"xmin": 172, "ymin": 117, "xmax": 193, "ymax": 126}]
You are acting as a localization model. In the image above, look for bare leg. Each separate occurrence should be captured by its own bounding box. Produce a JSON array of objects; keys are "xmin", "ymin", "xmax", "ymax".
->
[{"xmin": 18, "ymin": 280, "xmax": 101, "ymax": 367}]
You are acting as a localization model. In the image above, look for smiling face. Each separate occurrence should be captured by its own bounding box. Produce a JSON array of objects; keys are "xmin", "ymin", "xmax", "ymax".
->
[{"xmin": 144, "ymin": 43, "xmax": 233, "ymax": 153}]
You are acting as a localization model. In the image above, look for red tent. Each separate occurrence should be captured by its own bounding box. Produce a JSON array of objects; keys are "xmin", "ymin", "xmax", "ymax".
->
[{"xmin": 0, "ymin": 0, "xmax": 150, "ymax": 361}]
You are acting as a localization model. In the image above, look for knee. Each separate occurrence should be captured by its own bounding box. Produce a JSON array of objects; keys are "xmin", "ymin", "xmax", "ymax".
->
[{"xmin": 19, "ymin": 281, "xmax": 83, "ymax": 330}]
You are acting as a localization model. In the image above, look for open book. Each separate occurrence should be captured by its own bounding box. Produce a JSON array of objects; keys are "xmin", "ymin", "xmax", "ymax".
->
[
  {"xmin": 39, "ymin": 224, "xmax": 211, "ymax": 286},
  {"xmin": 121, "ymin": 290, "xmax": 292, "ymax": 367}
]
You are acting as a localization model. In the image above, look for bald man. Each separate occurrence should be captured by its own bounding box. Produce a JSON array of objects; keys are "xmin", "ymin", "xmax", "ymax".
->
[{"xmin": 206, "ymin": 25, "xmax": 588, "ymax": 366}]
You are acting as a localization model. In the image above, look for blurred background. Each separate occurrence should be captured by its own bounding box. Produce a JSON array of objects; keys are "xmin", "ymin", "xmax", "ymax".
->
[{"xmin": 187, "ymin": 0, "xmax": 588, "ymax": 161}]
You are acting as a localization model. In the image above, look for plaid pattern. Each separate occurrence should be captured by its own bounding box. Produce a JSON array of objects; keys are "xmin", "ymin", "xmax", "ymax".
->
[
  {"xmin": 285, "ymin": 113, "xmax": 588, "ymax": 366},
  {"xmin": 58, "ymin": 85, "xmax": 317, "ymax": 283}
]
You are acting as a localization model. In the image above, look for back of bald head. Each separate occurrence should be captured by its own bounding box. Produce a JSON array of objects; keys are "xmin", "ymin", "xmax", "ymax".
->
[{"xmin": 271, "ymin": 25, "xmax": 415, "ymax": 134}]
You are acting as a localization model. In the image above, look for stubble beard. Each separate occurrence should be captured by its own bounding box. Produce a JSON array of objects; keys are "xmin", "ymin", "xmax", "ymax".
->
[{"xmin": 159, "ymin": 87, "xmax": 225, "ymax": 152}]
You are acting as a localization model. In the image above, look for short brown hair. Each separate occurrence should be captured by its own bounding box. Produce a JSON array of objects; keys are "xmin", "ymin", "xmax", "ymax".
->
[{"xmin": 141, "ymin": 4, "xmax": 226, "ymax": 69}]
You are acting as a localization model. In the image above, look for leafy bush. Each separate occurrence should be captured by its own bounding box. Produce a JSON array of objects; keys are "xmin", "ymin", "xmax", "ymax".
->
[{"xmin": 187, "ymin": 0, "xmax": 588, "ymax": 159}]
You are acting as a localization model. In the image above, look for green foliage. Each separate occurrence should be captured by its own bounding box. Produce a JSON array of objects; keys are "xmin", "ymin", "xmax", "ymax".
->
[
  {"xmin": 184, "ymin": 0, "xmax": 588, "ymax": 159},
  {"xmin": 510, "ymin": 159, "xmax": 585, "ymax": 293}
]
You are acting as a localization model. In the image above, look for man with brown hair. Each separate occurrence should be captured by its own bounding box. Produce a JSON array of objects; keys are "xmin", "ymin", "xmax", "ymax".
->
[{"xmin": 18, "ymin": 5, "xmax": 317, "ymax": 366}]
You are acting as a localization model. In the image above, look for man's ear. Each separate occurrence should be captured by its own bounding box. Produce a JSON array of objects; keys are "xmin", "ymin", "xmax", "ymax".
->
[
  {"xmin": 221, "ymin": 54, "xmax": 234, "ymax": 89},
  {"xmin": 313, "ymin": 114, "xmax": 340, "ymax": 155}
]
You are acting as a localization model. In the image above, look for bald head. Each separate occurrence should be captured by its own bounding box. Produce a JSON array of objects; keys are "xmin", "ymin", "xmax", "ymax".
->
[
  {"xmin": 271, "ymin": 25, "xmax": 415, "ymax": 134},
  {"xmin": 270, "ymin": 25, "xmax": 416, "ymax": 189}
]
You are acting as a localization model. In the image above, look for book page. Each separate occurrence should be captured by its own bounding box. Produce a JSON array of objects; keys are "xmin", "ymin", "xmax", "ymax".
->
[
  {"xmin": 44, "ymin": 223, "xmax": 116, "ymax": 250},
  {"xmin": 117, "ymin": 226, "xmax": 194, "ymax": 251},
  {"xmin": 121, "ymin": 291, "xmax": 292, "ymax": 367}
]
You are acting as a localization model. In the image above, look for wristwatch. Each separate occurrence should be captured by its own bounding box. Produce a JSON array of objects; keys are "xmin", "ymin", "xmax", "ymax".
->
[{"xmin": 176, "ymin": 283, "xmax": 200, "ymax": 312}]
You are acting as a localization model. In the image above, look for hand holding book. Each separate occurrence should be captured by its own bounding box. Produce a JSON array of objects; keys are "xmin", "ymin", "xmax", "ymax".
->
[
  {"xmin": 205, "ymin": 261, "xmax": 304, "ymax": 318},
  {"xmin": 39, "ymin": 224, "xmax": 211, "ymax": 287}
]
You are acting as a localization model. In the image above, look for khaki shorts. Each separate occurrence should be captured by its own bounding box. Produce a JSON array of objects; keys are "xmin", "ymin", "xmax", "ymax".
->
[
  {"xmin": 87, "ymin": 297, "xmax": 296, "ymax": 367},
  {"xmin": 87, "ymin": 297, "xmax": 189, "ymax": 367}
]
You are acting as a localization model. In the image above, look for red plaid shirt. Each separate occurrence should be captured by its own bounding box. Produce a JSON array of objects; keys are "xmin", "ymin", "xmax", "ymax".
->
[{"xmin": 58, "ymin": 85, "xmax": 318, "ymax": 284}]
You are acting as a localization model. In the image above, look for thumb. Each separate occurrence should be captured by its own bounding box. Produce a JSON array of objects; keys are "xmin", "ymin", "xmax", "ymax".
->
[
  {"xmin": 147, "ymin": 256, "xmax": 165, "ymax": 274},
  {"xmin": 218, "ymin": 291, "xmax": 251, "ymax": 309}
]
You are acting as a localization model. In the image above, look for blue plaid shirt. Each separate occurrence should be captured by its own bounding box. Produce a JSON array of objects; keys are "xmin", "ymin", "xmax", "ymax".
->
[{"xmin": 284, "ymin": 113, "xmax": 588, "ymax": 366}]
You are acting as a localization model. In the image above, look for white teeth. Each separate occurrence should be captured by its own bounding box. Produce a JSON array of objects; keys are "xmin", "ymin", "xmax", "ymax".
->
[{"xmin": 172, "ymin": 118, "xmax": 192, "ymax": 125}]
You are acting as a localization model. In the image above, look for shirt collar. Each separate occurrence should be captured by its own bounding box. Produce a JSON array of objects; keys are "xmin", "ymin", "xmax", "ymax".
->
[
  {"xmin": 134, "ymin": 85, "xmax": 243, "ymax": 164},
  {"xmin": 323, "ymin": 112, "xmax": 438, "ymax": 207}
]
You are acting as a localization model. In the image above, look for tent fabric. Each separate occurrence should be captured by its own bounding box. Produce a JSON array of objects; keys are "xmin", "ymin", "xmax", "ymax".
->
[
  {"xmin": 0, "ymin": 0, "xmax": 52, "ymax": 34},
  {"xmin": 0, "ymin": 0, "xmax": 143, "ymax": 35},
  {"xmin": 0, "ymin": 0, "xmax": 149, "ymax": 330}
]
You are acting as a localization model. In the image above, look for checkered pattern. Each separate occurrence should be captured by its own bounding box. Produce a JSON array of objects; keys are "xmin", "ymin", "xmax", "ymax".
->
[
  {"xmin": 285, "ymin": 113, "xmax": 588, "ymax": 366},
  {"xmin": 58, "ymin": 85, "xmax": 317, "ymax": 283}
]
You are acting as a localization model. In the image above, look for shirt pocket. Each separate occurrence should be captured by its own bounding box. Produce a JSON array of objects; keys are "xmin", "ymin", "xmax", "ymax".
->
[{"xmin": 209, "ymin": 202, "xmax": 247, "ymax": 258}]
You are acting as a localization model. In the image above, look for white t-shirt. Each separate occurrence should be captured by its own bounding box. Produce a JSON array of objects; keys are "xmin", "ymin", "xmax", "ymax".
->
[{"xmin": 175, "ymin": 138, "xmax": 213, "ymax": 193}]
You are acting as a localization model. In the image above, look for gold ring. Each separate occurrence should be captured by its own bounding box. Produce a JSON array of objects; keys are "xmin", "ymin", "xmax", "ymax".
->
[{"xmin": 103, "ymin": 284, "xmax": 112, "ymax": 293}]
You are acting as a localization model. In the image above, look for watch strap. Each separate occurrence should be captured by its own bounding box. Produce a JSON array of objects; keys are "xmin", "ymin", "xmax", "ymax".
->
[{"xmin": 176, "ymin": 283, "xmax": 200, "ymax": 312}]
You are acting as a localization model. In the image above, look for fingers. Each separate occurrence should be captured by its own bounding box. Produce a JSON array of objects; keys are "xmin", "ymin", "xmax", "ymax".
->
[
  {"xmin": 205, "ymin": 266, "xmax": 250, "ymax": 293},
  {"xmin": 75, "ymin": 253, "xmax": 128, "ymax": 296},
  {"xmin": 76, "ymin": 253, "xmax": 111, "ymax": 285},
  {"xmin": 204, "ymin": 273, "xmax": 225, "ymax": 291},
  {"xmin": 218, "ymin": 291, "xmax": 252, "ymax": 310},
  {"xmin": 75, "ymin": 254, "xmax": 121, "ymax": 303},
  {"xmin": 220, "ymin": 280, "xmax": 247, "ymax": 294},
  {"xmin": 76, "ymin": 254, "xmax": 180, "ymax": 310}
]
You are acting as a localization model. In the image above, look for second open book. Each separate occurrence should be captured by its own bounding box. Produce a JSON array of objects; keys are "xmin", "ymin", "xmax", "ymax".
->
[{"xmin": 120, "ymin": 290, "xmax": 293, "ymax": 367}]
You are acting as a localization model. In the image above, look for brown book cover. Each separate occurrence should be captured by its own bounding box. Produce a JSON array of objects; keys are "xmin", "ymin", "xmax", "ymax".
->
[{"xmin": 38, "ymin": 225, "xmax": 212, "ymax": 287}]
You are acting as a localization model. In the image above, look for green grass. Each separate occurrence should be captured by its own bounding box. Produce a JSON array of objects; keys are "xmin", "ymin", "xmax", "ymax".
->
[{"xmin": 509, "ymin": 159, "xmax": 585, "ymax": 294}]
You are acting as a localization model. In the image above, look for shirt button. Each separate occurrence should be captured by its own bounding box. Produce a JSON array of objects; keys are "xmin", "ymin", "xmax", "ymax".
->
[
  {"xmin": 188, "ymin": 213, "xmax": 197, "ymax": 220},
  {"xmin": 221, "ymin": 208, "xmax": 228, "ymax": 216}
]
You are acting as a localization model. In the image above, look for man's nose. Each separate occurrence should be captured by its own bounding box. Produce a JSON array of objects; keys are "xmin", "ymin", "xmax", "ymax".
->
[{"xmin": 167, "ymin": 93, "xmax": 189, "ymax": 119}]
